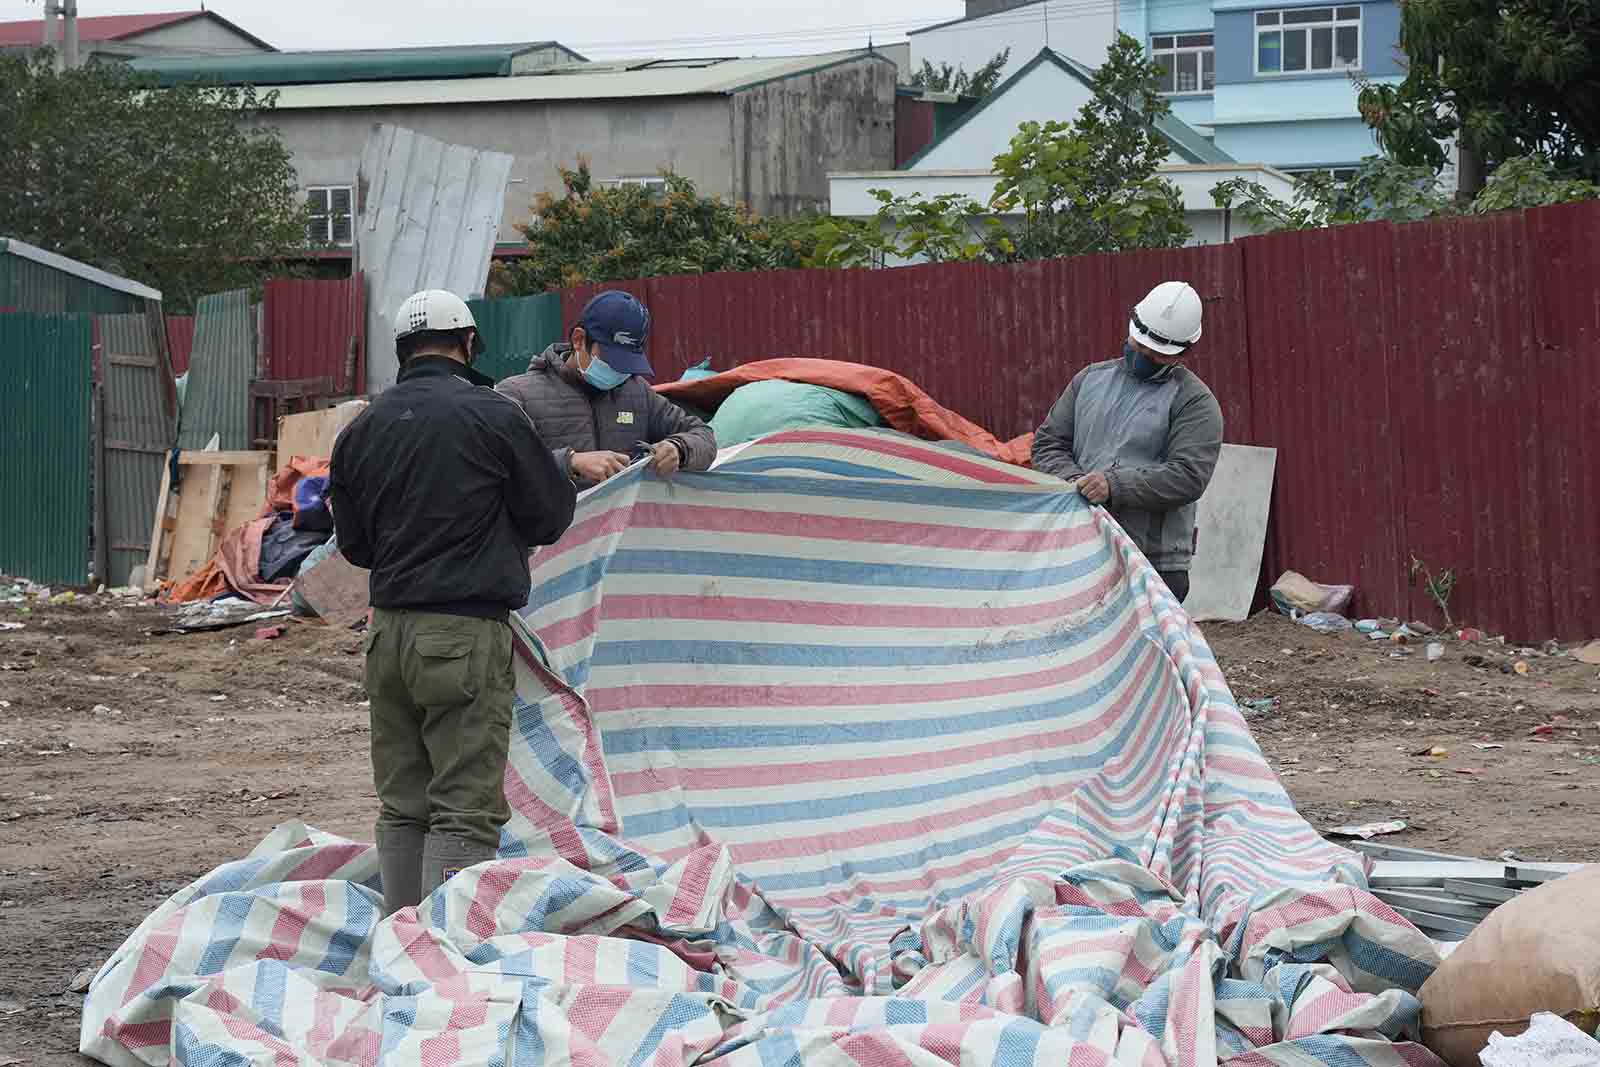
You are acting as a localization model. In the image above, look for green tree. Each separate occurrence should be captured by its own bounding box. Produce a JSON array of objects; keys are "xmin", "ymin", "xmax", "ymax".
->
[
  {"xmin": 909, "ymin": 50, "xmax": 1012, "ymax": 97},
  {"xmin": 495, "ymin": 161, "xmax": 796, "ymax": 294},
  {"xmin": 0, "ymin": 52, "xmax": 307, "ymax": 313},
  {"xmin": 1210, "ymin": 152, "xmax": 1598, "ymax": 233},
  {"xmin": 988, "ymin": 33, "xmax": 1191, "ymax": 257},
  {"xmin": 1356, "ymin": 0, "xmax": 1600, "ymax": 196}
]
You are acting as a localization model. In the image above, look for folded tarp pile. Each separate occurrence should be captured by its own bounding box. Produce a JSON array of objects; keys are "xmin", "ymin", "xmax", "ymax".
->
[{"xmin": 82, "ymin": 429, "xmax": 1445, "ymax": 1066}]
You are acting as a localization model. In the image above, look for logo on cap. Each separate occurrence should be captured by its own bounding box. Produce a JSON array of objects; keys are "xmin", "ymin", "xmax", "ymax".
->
[{"xmin": 613, "ymin": 331, "xmax": 638, "ymax": 347}]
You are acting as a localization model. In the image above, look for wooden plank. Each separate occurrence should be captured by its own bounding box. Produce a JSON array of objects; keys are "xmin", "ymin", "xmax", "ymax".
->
[
  {"xmin": 94, "ymin": 381, "xmax": 108, "ymax": 587},
  {"xmin": 178, "ymin": 451, "xmax": 271, "ymax": 468},
  {"xmin": 276, "ymin": 401, "xmax": 366, "ymax": 472},
  {"xmin": 294, "ymin": 549, "xmax": 370, "ymax": 629},
  {"xmin": 142, "ymin": 457, "xmax": 174, "ymax": 593},
  {"xmin": 169, "ymin": 465, "xmax": 222, "ymax": 583},
  {"xmin": 106, "ymin": 352, "xmax": 158, "ymax": 368}
]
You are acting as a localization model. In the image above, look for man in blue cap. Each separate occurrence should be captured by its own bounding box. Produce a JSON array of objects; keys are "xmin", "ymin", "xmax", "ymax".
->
[{"xmin": 496, "ymin": 291, "xmax": 717, "ymax": 489}]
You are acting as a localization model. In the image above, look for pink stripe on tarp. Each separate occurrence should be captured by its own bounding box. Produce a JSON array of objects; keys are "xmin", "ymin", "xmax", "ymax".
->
[
  {"xmin": 1066, "ymin": 1044, "xmax": 1114, "ymax": 1066},
  {"xmin": 259, "ymin": 890, "xmax": 325, "ymax": 963},
  {"xmin": 420, "ymin": 1032, "xmax": 462, "ymax": 1066},
  {"xmin": 447, "ymin": 999, "xmax": 490, "ymax": 1030},
  {"xmin": 762, "ymin": 430, "xmax": 1038, "ymax": 485},
  {"xmin": 103, "ymin": 1017, "xmax": 171, "ymax": 1049},
  {"xmin": 625, "ymin": 502, "xmax": 1095, "ymax": 554},
  {"xmin": 393, "ymin": 916, "xmax": 461, "ymax": 983},
  {"xmin": 915, "ymin": 1023, "xmax": 966, "ymax": 1064},
  {"xmin": 122, "ymin": 909, "xmax": 186, "ymax": 1006},
  {"xmin": 534, "ymin": 505, "xmax": 636, "ymax": 566},
  {"xmin": 588, "ymin": 610, "xmax": 1142, "ymax": 714},
  {"xmin": 825, "ymin": 998, "xmax": 863, "ymax": 1027},
  {"xmin": 565, "ymin": 937, "xmax": 600, "ymax": 985},
  {"xmin": 464, "ymin": 863, "xmax": 522, "ymax": 941},
  {"xmin": 836, "ymin": 1029, "xmax": 921, "ymax": 1067},
  {"xmin": 662, "ymin": 845, "xmax": 720, "ymax": 930},
  {"xmin": 609, "ymin": 655, "xmax": 1159, "ymax": 797},
  {"xmin": 569, "ymin": 987, "xmax": 632, "ymax": 1042},
  {"xmin": 285, "ymin": 844, "xmax": 372, "ymax": 884}
]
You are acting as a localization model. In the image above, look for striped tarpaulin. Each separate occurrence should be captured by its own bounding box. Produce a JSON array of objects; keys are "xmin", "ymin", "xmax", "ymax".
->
[{"xmin": 81, "ymin": 429, "xmax": 1446, "ymax": 1066}]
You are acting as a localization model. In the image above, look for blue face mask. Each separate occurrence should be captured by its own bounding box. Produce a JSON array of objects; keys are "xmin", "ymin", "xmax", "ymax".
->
[
  {"xmin": 1123, "ymin": 341, "xmax": 1174, "ymax": 383},
  {"xmin": 580, "ymin": 351, "xmax": 629, "ymax": 391}
]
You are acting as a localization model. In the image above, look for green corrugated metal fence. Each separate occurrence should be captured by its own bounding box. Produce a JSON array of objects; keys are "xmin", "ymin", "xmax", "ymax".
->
[
  {"xmin": 0, "ymin": 313, "xmax": 92, "ymax": 585},
  {"xmin": 467, "ymin": 293, "xmax": 564, "ymax": 383},
  {"xmin": 178, "ymin": 289, "xmax": 255, "ymax": 451},
  {"xmin": 99, "ymin": 312, "xmax": 177, "ymax": 586},
  {"xmin": 0, "ymin": 252, "xmax": 143, "ymax": 316}
]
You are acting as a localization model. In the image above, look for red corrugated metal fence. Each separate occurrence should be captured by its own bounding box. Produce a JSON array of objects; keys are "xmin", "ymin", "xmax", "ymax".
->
[
  {"xmin": 558, "ymin": 200, "xmax": 1600, "ymax": 640},
  {"xmin": 165, "ymin": 315, "xmax": 194, "ymax": 375},
  {"xmin": 261, "ymin": 275, "xmax": 366, "ymax": 393}
]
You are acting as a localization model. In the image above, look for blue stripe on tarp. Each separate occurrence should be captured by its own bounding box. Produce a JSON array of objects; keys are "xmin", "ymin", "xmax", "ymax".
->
[
  {"xmin": 194, "ymin": 893, "xmax": 253, "ymax": 976},
  {"xmin": 715, "ymin": 456, "xmax": 916, "ymax": 480}
]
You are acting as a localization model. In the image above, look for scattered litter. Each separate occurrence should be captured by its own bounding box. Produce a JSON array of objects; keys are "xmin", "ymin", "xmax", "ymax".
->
[
  {"xmin": 1297, "ymin": 611, "xmax": 1352, "ymax": 634},
  {"xmin": 1480, "ymin": 1011, "xmax": 1600, "ymax": 1067},
  {"xmin": 1239, "ymin": 697, "xmax": 1278, "ymax": 719},
  {"xmin": 1271, "ymin": 571, "xmax": 1354, "ymax": 616},
  {"xmin": 150, "ymin": 604, "xmax": 292, "ymax": 636},
  {"xmin": 1513, "ymin": 660, "xmax": 1530, "ymax": 676},
  {"xmin": 1574, "ymin": 640, "xmax": 1600, "ymax": 666},
  {"xmin": 1368, "ymin": 631, "xmax": 1391, "ymax": 641},
  {"xmin": 1458, "ymin": 628, "xmax": 1487, "ymax": 643},
  {"xmin": 69, "ymin": 966, "xmax": 96, "ymax": 994},
  {"xmin": 209, "ymin": 695, "xmax": 228, "ymax": 703},
  {"xmin": 1411, "ymin": 745, "xmax": 1450, "ymax": 758},
  {"xmin": 1407, "ymin": 621, "xmax": 1435, "ymax": 635},
  {"xmin": 1471, "ymin": 743, "xmax": 1505, "ymax": 751},
  {"xmin": 1355, "ymin": 619, "xmax": 1381, "ymax": 634},
  {"xmin": 1455, "ymin": 768, "xmax": 1482, "ymax": 776},
  {"xmin": 1530, "ymin": 724, "xmax": 1555, "ymax": 738},
  {"xmin": 1314, "ymin": 766, "xmax": 1338, "ymax": 774},
  {"xmin": 0, "ymin": 622, "xmax": 24, "ymax": 631},
  {"xmin": 1328, "ymin": 819, "xmax": 1407, "ymax": 839},
  {"xmin": 1465, "ymin": 654, "xmax": 1495, "ymax": 669},
  {"xmin": 1420, "ymin": 687, "xmax": 1441, "ymax": 697},
  {"xmin": 48, "ymin": 591, "xmax": 76, "ymax": 605},
  {"xmin": 1426, "ymin": 642, "xmax": 1444, "ymax": 662},
  {"xmin": 91, "ymin": 704, "xmax": 122, "ymax": 719},
  {"xmin": 254, "ymin": 625, "xmax": 287, "ymax": 641}
]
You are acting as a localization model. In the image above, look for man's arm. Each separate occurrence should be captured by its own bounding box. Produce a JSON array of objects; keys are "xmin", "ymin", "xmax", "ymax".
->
[
  {"xmin": 1105, "ymin": 388, "xmax": 1224, "ymax": 511},
  {"xmin": 1031, "ymin": 374, "xmax": 1087, "ymax": 481},
  {"xmin": 328, "ymin": 432, "xmax": 375, "ymax": 569},
  {"xmin": 493, "ymin": 398, "xmax": 577, "ymax": 547},
  {"xmin": 645, "ymin": 391, "xmax": 718, "ymax": 472}
]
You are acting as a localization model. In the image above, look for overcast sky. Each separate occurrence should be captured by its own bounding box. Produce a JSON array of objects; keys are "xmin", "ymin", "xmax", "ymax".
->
[{"xmin": 0, "ymin": 1, "xmax": 967, "ymax": 56}]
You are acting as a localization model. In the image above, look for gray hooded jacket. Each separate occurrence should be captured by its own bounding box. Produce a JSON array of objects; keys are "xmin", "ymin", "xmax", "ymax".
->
[
  {"xmin": 1032, "ymin": 358, "xmax": 1223, "ymax": 573},
  {"xmin": 495, "ymin": 344, "xmax": 718, "ymax": 490}
]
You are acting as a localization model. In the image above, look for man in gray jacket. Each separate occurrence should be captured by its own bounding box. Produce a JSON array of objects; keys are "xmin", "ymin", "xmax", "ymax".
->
[
  {"xmin": 496, "ymin": 291, "xmax": 716, "ymax": 490},
  {"xmin": 1032, "ymin": 281, "xmax": 1223, "ymax": 603}
]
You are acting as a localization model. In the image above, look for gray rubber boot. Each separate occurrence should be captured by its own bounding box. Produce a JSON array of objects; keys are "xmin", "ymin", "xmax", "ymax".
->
[
  {"xmin": 375, "ymin": 825, "xmax": 426, "ymax": 917},
  {"xmin": 420, "ymin": 833, "xmax": 497, "ymax": 901}
]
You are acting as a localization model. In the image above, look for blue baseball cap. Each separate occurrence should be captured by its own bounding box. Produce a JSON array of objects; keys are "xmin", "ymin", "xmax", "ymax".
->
[{"xmin": 578, "ymin": 291, "xmax": 653, "ymax": 377}]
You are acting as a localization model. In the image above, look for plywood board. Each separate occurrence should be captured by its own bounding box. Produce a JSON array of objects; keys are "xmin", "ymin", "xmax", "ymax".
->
[
  {"xmin": 155, "ymin": 452, "xmax": 273, "ymax": 587},
  {"xmin": 276, "ymin": 400, "xmax": 368, "ymax": 472},
  {"xmin": 1187, "ymin": 444, "xmax": 1278, "ymax": 623},
  {"xmin": 295, "ymin": 549, "xmax": 370, "ymax": 629}
]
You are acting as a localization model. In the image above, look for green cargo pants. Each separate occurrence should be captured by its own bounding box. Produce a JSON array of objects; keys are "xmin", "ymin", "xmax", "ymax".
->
[{"xmin": 364, "ymin": 608, "xmax": 515, "ymax": 849}]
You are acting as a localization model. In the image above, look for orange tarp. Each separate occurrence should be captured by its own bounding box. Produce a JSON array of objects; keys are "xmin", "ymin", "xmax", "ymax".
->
[
  {"xmin": 655, "ymin": 358, "xmax": 1035, "ymax": 467},
  {"xmin": 168, "ymin": 457, "xmax": 330, "ymax": 604}
]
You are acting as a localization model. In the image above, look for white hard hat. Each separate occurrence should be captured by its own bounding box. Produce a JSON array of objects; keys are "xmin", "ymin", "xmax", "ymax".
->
[
  {"xmin": 1128, "ymin": 281, "xmax": 1203, "ymax": 356},
  {"xmin": 394, "ymin": 289, "xmax": 485, "ymax": 356}
]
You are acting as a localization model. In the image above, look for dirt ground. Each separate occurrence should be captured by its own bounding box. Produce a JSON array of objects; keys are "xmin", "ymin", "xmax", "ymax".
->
[{"xmin": 2, "ymin": 596, "xmax": 1597, "ymax": 1066}]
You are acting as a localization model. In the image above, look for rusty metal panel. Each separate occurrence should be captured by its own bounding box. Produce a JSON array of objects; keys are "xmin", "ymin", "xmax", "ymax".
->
[
  {"xmin": 262, "ymin": 277, "xmax": 365, "ymax": 393},
  {"xmin": 1240, "ymin": 221, "xmax": 1405, "ymax": 620},
  {"xmin": 1388, "ymin": 212, "xmax": 1550, "ymax": 639},
  {"xmin": 98, "ymin": 312, "xmax": 177, "ymax": 586},
  {"xmin": 178, "ymin": 289, "xmax": 255, "ymax": 451},
  {"xmin": 356, "ymin": 125, "xmax": 513, "ymax": 392},
  {"xmin": 1527, "ymin": 201, "xmax": 1600, "ymax": 637},
  {"xmin": 0, "ymin": 312, "xmax": 92, "ymax": 585},
  {"xmin": 166, "ymin": 315, "xmax": 195, "ymax": 375}
]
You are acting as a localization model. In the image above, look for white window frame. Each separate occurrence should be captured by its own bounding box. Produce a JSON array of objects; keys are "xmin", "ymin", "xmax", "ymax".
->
[
  {"xmin": 1284, "ymin": 165, "xmax": 1360, "ymax": 185},
  {"xmin": 1254, "ymin": 6, "xmax": 1362, "ymax": 77},
  {"xmin": 306, "ymin": 184, "xmax": 354, "ymax": 246},
  {"xmin": 597, "ymin": 176, "xmax": 669, "ymax": 198},
  {"xmin": 1150, "ymin": 32, "xmax": 1215, "ymax": 96}
]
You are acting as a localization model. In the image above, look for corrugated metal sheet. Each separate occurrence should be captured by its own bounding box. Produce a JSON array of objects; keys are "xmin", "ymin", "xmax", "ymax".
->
[
  {"xmin": 166, "ymin": 315, "xmax": 195, "ymax": 375},
  {"xmin": 98, "ymin": 311, "xmax": 177, "ymax": 586},
  {"xmin": 0, "ymin": 242, "xmax": 147, "ymax": 316},
  {"xmin": 177, "ymin": 290, "xmax": 255, "ymax": 451},
  {"xmin": 356, "ymin": 124, "xmax": 513, "ymax": 392},
  {"xmin": 555, "ymin": 198, "xmax": 1600, "ymax": 637},
  {"xmin": 262, "ymin": 276, "xmax": 365, "ymax": 392},
  {"xmin": 0, "ymin": 313, "xmax": 92, "ymax": 585},
  {"xmin": 466, "ymin": 293, "xmax": 564, "ymax": 383}
]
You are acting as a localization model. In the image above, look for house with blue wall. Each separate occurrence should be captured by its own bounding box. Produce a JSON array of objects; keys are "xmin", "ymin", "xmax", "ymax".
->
[
  {"xmin": 1118, "ymin": 0, "xmax": 1403, "ymax": 175},
  {"xmin": 909, "ymin": 0, "xmax": 1404, "ymax": 178}
]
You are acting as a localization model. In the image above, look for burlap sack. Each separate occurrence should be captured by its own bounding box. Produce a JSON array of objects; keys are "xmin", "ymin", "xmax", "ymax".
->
[{"xmin": 1418, "ymin": 864, "xmax": 1600, "ymax": 1066}]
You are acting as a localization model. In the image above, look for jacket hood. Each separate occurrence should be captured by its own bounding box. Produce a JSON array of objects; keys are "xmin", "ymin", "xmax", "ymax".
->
[{"xmin": 531, "ymin": 342, "xmax": 571, "ymax": 374}]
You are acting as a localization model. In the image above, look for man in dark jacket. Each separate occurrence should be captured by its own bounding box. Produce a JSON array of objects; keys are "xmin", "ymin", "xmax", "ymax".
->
[
  {"xmin": 496, "ymin": 291, "xmax": 716, "ymax": 490},
  {"xmin": 1032, "ymin": 281, "xmax": 1223, "ymax": 603},
  {"xmin": 330, "ymin": 289, "xmax": 576, "ymax": 915}
]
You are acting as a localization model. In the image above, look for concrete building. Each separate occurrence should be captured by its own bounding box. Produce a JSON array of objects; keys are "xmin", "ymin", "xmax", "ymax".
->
[
  {"xmin": 830, "ymin": 49, "xmax": 1299, "ymax": 251},
  {"xmin": 909, "ymin": 0, "xmax": 1405, "ymax": 177},
  {"xmin": 0, "ymin": 9, "xmax": 273, "ymax": 61},
  {"xmin": 134, "ymin": 48, "xmax": 898, "ymax": 241}
]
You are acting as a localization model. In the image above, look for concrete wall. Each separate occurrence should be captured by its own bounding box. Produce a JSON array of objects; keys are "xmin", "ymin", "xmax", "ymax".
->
[
  {"xmin": 259, "ymin": 96, "xmax": 735, "ymax": 243},
  {"xmin": 911, "ymin": 3, "xmax": 1115, "ymax": 82},
  {"xmin": 1211, "ymin": 115, "xmax": 1381, "ymax": 167},
  {"xmin": 731, "ymin": 58, "xmax": 896, "ymax": 217}
]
